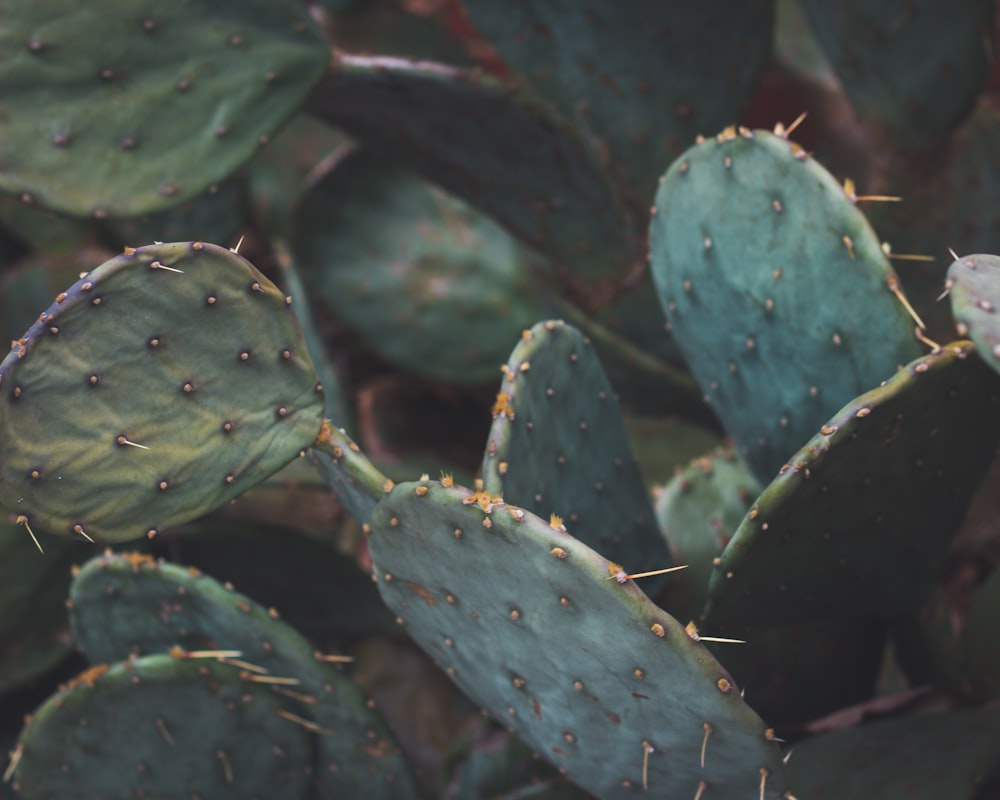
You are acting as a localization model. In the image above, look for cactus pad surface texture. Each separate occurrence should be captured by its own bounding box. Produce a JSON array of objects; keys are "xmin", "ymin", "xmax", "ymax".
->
[{"xmin": 0, "ymin": 242, "xmax": 325, "ymax": 543}]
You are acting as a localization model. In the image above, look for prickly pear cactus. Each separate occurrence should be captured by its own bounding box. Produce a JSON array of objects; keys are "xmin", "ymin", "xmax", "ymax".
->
[
  {"xmin": 367, "ymin": 479, "xmax": 787, "ymax": 799},
  {"xmin": 704, "ymin": 341, "xmax": 1000, "ymax": 635},
  {"xmin": 0, "ymin": 242, "xmax": 325, "ymax": 543},
  {"xmin": 10, "ymin": 652, "xmax": 315, "ymax": 800},
  {"xmin": 0, "ymin": 0, "xmax": 328, "ymax": 217},
  {"xmin": 650, "ymin": 126, "xmax": 922, "ymax": 484},
  {"xmin": 482, "ymin": 320, "xmax": 672, "ymax": 593}
]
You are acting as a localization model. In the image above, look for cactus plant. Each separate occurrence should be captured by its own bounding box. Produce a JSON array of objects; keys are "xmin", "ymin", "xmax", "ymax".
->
[{"xmin": 4, "ymin": 2, "xmax": 1000, "ymax": 798}]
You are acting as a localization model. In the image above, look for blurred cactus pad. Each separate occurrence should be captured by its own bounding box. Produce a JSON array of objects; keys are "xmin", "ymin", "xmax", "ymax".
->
[{"xmin": 3, "ymin": 2, "xmax": 1000, "ymax": 798}]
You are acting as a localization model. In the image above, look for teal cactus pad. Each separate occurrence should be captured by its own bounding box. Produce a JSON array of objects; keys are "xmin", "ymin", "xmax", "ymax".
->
[
  {"xmin": 656, "ymin": 449, "xmax": 762, "ymax": 626},
  {"xmin": 650, "ymin": 127, "xmax": 922, "ymax": 484},
  {"xmin": 368, "ymin": 480, "xmax": 787, "ymax": 799},
  {"xmin": 307, "ymin": 55, "xmax": 636, "ymax": 287},
  {"xmin": 704, "ymin": 341, "xmax": 1000, "ymax": 636},
  {"xmin": 0, "ymin": 0, "xmax": 327, "ymax": 218},
  {"xmin": 0, "ymin": 242, "xmax": 325, "ymax": 543},
  {"xmin": 11, "ymin": 653, "xmax": 314, "ymax": 800},
  {"xmin": 948, "ymin": 253, "xmax": 1000, "ymax": 376},
  {"xmin": 68, "ymin": 551, "xmax": 418, "ymax": 798},
  {"xmin": 294, "ymin": 148, "xmax": 548, "ymax": 384},
  {"xmin": 461, "ymin": 0, "xmax": 774, "ymax": 207},
  {"xmin": 785, "ymin": 707, "xmax": 1000, "ymax": 799},
  {"xmin": 799, "ymin": 0, "xmax": 993, "ymax": 145},
  {"xmin": 482, "ymin": 320, "xmax": 673, "ymax": 593}
]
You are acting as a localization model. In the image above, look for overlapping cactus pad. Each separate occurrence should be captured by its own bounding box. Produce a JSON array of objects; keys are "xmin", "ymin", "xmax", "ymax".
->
[
  {"xmin": 68, "ymin": 551, "xmax": 417, "ymax": 798},
  {"xmin": 368, "ymin": 480, "xmax": 787, "ymax": 800},
  {"xmin": 11, "ymin": 653, "xmax": 314, "ymax": 800},
  {"xmin": 0, "ymin": 242, "xmax": 325, "ymax": 543},
  {"xmin": 799, "ymin": 0, "xmax": 994, "ymax": 145},
  {"xmin": 308, "ymin": 54, "xmax": 635, "ymax": 284},
  {"xmin": 0, "ymin": 0, "xmax": 328, "ymax": 217},
  {"xmin": 482, "ymin": 320, "xmax": 672, "ymax": 593},
  {"xmin": 294, "ymin": 148, "xmax": 548, "ymax": 384},
  {"xmin": 650, "ymin": 127, "xmax": 921, "ymax": 484},
  {"xmin": 462, "ymin": 0, "xmax": 775, "ymax": 206},
  {"xmin": 704, "ymin": 341, "xmax": 1000, "ymax": 635},
  {"xmin": 948, "ymin": 253, "xmax": 1000, "ymax": 376},
  {"xmin": 785, "ymin": 707, "xmax": 1000, "ymax": 799}
]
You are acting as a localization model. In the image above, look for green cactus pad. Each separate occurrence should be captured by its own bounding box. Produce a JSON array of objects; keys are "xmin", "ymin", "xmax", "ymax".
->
[
  {"xmin": 482, "ymin": 320, "xmax": 673, "ymax": 593},
  {"xmin": 11, "ymin": 653, "xmax": 314, "ymax": 800},
  {"xmin": 650, "ymin": 127, "xmax": 922, "ymax": 484},
  {"xmin": 704, "ymin": 341, "xmax": 1000, "ymax": 636},
  {"xmin": 294, "ymin": 148, "xmax": 549, "ymax": 384},
  {"xmin": 307, "ymin": 54, "xmax": 636, "ymax": 286},
  {"xmin": 0, "ymin": 241, "xmax": 325, "ymax": 543},
  {"xmin": 655, "ymin": 448, "xmax": 762, "ymax": 626},
  {"xmin": 948, "ymin": 254, "xmax": 1000, "ymax": 376},
  {"xmin": 785, "ymin": 707, "xmax": 1000, "ymax": 799},
  {"xmin": 68, "ymin": 551, "xmax": 418, "ymax": 798},
  {"xmin": 461, "ymin": 0, "xmax": 775, "ymax": 207},
  {"xmin": 368, "ymin": 480, "xmax": 787, "ymax": 799},
  {"xmin": 0, "ymin": 0, "xmax": 327, "ymax": 218},
  {"xmin": 655, "ymin": 450, "xmax": 884, "ymax": 725},
  {"xmin": 799, "ymin": 0, "xmax": 993, "ymax": 145}
]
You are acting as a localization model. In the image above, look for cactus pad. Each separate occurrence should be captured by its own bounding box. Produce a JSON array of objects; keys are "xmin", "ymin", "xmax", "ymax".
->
[
  {"xmin": 307, "ymin": 54, "xmax": 635, "ymax": 285},
  {"xmin": 294, "ymin": 148, "xmax": 548, "ymax": 384},
  {"xmin": 655, "ymin": 448, "xmax": 761, "ymax": 625},
  {"xmin": 799, "ymin": 0, "xmax": 994, "ymax": 145},
  {"xmin": 482, "ymin": 320, "xmax": 673, "ymax": 592},
  {"xmin": 0, "ymin": 0, "xmax": 327, "ymax": 217},
  {"xmin": 785, "ymin": 706, "xmax": 1000, "ymax": 799},
  {"xmin": 0, "ymin": 242, "xmax": 325, "ymax": 543},
  {"xmin": 704, "ymin": 342, "xmax": 1000, "ymax": 635},
  {"xmin": 947, "ymin": 253, "xmax": 1000, "ymax": 377},
  {"xmin": 11, "ymin": 653, "xmax": 314, "ymax": 800},
  {"xmin": 69, "ymin": 551, "xmax": 418, "ymax": 798},
  {"xmin": 462, "ymin": 0, "xmax": 775, "ymax": 206},
  {"xmin": 368, "ymin": 480, "xmax": 787, "ymax": 799},
  {"xmin": 650, "ymin": 127, "xmax": 922, "ymax": 484}
]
